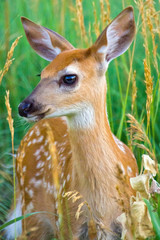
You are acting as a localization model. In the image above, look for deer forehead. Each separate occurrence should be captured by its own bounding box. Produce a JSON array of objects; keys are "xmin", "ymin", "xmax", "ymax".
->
[{"xmin": 41, "ymin": 48, "xmax": 96, "ymax": 79}]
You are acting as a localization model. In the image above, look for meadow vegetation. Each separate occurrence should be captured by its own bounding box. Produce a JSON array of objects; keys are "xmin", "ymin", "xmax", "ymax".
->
[{"xmin": 0, "ymin": 0, "xmax": 160, "ymax": 239}]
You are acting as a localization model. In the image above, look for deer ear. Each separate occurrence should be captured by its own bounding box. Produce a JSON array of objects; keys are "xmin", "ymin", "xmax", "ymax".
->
[
  {"xmin": 21, "ymin": 17, "xmax": 74, "ymax": 61},
  {"xmin": 93, "ymin": 7, "xmax": 135, "ymax": 65}
]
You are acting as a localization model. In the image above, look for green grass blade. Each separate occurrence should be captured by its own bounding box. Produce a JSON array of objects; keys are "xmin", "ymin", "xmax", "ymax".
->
[
  {"xmin": 143, "ymin": 199, "xmax": 160, "ymax": 239},
  {"xmin": 0, "ymin": 211, "xmax": 56, "ymax": 231}
]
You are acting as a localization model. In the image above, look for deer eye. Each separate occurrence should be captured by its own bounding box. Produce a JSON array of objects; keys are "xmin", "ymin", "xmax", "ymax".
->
[{"xmin": 61, "ymin": 74, "xmax": 78, "ymax": 86}]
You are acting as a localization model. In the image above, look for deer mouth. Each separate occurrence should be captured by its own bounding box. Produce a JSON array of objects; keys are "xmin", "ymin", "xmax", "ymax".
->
[{"xmin": 27, "ymin": 109, "xmax": 51, "ymax": 122}]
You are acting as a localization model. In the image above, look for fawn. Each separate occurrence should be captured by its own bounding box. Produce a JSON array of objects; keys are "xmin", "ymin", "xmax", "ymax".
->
[{"xmin": 6, "ymin": 6, "xmax": 138, "ymax": 240}]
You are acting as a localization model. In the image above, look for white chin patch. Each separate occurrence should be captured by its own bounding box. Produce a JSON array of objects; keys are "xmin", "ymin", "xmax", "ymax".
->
[
  {"xmin": 67, "ymin": 104, "xmax": 95, "ymax": 129},
  {"xmin": 44, "ymin": 103, "xmax": 95, "ymax": 129},
  {"xmin": 25, "ymin": 115, "xmax": 40, "ymax": 122}
]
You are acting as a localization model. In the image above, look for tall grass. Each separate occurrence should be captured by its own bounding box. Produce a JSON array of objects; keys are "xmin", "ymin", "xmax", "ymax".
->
[{"xmin": 0, "ymin": 0, "xmax": 160, "ymax": 239}]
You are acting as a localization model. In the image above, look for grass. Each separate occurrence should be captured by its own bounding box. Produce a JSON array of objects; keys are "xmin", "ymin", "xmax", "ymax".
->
[{"xmin": 0, "ymin": 0, "xmax": 160, "ymax": 239}]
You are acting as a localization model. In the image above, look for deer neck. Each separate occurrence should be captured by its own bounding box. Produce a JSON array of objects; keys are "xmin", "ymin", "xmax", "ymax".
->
[{"xmin": 66, "ymin": 80, "xmax": 120, "ymax": 218}]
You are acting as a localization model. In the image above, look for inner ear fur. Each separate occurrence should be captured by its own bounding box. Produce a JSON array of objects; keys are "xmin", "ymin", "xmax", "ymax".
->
[
  {"xmin": 21, "ymin": 17, "xmax": 74, "ymax": 61},
  {"xmin": 92, "ymin": 6, "xmax": 136, "ymax": 63}
]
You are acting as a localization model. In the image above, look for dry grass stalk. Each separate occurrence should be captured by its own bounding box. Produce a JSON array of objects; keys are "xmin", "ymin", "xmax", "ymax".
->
[
  {"xmin": 63, "ymin": 190, "xmax": 82, "ymax": 203},
  {"xmin": 129, "ymin": 70, "xmax": 137, "ymax": 150},
  {"xmin": 105, "ymin": 0, "xmax": 111, "ymax": 23},
  {"xmin": 100, "ymin": 0, "xmax": 110, "ymax": 30},
  {"xmin": 115, "ymin": 164, "xmax": 131, "ymax": 214},
  {"xmin": 75, "ymin": 0, "xmax": 88, "ymax": 46},
  {"xmin": 5, "ymin": 91, "xmax": 14, "ymax": 144},
  {"xmin": 131, "ymin": 70, "xmax": 137, "ymax": 113},
  {"xmin": 92, "ymin": 2, "xmax": 100, "ymax": 38},
  {"xmin": 5, "ymin": 90, "xmax": 17, "ymax": 239},
  {"xmin": 63, "ymin": 190, "xmax": 86, "ymax": 220},
  {"xmin": 143, "ymin": 59, "xmax": 153, "ymax": 128},
  {"xmin": 45, "ymin": 122, "xmax": 64, "ymax": 239},
  {"xmin": 88, "ymin": 23, "xmax": 92, "ymax": 46},
  {"xmin": 75, "ymin": 201, "xmax": 86, "ymax": 220},
  {"xmin": 146, "ymin": 9, "xmax": 158, "ymax": 74},
  {"xmin": 146, "ymin": 0, "xmax": 160, "ymax": 39},
  {"xmin": 64, "ymin": 190, "xmax": 97, "ymax": 237},
  {"xmin": 100, "ymin": 0, "xmax": 105, "ymax": 29},
  {"xmin": 0, "ymin": 169, "xmax": 12, "ymax": 183},
  {"xmin": 127, "ymin": 114, "xmax": 156, "ymax": 162},
  {"xmin": 0, "ymin": 36, "xmax": 22, "ymax": 85},
  {"xmin": 60, "ymin": 0, "xmax": 65, "ymax": 35},
  {"xmin": 137, "ymin": 0, "xmax": 150, "ymax": 64}
]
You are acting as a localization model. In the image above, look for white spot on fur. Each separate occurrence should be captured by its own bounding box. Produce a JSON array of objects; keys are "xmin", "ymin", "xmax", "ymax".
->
[
  {"xmin": 20, "ymin": 178, "xmax": 24, "ymax": 186},
  {"xmin": 119, "ymin": 162, "xmax": 125, "ymax": 175},
  {"xmin": 47, "ymin": 155, "xmax": 51, "ymax": 161},
  {"xmin": 27, "ymin": 141, "xmax": 32, "ymax": 146},
  {"xmin": 35, "ymin": 127, "xmax": 40, "ymax": 136},
  {"xmin": 35, "ymin": 171, "xmax": 41, "ymax": 177},
  {"xmin": 37, "ymin": 135, "xmax": 44, "ymax": 142},
  {"xmin": 127, "ymin": 166, "xmax": 132, "ymax": 174},
  {"xmin": 28, "ymin": 189, "xmax": 34, "ymax": 198},
  {"xmin": 26, "ymin": 202, "xmax": 34, "ymax": 212},
  {"xmin": 23, "ymin": 166, "xmax": 26, "ymax": 172},
  {"xmin": 36, "ymin": 161, "xmax": 44, "ymax": 169},
  {"xmin": 34, "ymin": 180, "xmax": 42, "ymax": 187},
  {"xmin": 34, "ymin": 145, "xmax": 44, "ymax": 156},
  {"xmin": 113, "ymin": 135, "xmax": 126, "ymax": 153},
  {"xmin": 29, "ymin": 130, "xmax": 34, "ymax": 137},
  {"xmin": 32, "ymin": 138, "xmax": 37, "ymax": 144},
  {"xmin": 29, "ymin": 178, "xmax": 42, "ymax": 188},
  {"xmin": 67, "ymin": 174, "xmax": 70, "ymax": 182},
  {"xmin": 5, "ymin": 197, "xmax": 22, "ymax": 239},
  {"xmin": 36, "ymin": 155, "xmax": 41, "ymax": 160},
  {"xmin": 44, "ymin": 151, "xmax": 49, "ymax": 156}
]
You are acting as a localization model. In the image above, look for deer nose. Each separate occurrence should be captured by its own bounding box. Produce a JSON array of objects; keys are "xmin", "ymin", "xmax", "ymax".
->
[{"xmin": 18, "ymin": 101, "xmax": 33, "ymax": 117}]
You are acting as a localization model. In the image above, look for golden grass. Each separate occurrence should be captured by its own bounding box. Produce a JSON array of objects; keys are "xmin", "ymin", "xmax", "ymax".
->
[
  {"xmin": 138, "ymin": 0, "xmax": 149, "ymax": 60},
  {"xmin": 75, "ymin": 0, "xmax": 88, "ymax": 46},
  {"xmin": 0, "ymin": 36, "xmax": 22, "ymax": 85},
  {"xmin": 143, "ymin": 59, "xmax": 153, "ymax": 129},
  {"xmin": 5, "ymin": 90, "xmax": 17, "ymax": 240},
  {"xmin": 127, "ymin": 113, "xmax": 156, "ymax": 163},
  {"xmin": 63, "ymin": 190, "xmax": 87, "ymax": 220},
  {"xmin": 131, "ymin": 70, "xmax": 137, "ymax": 114},
  {"xmin": 146, "ymin": 9, "xmax": 158, "ymax": 74},
  {"xmin": 92, "ymin": 2, "xmax": 100, "ymax": 38},
  {"xmin": 136, "ymin": 0, "xmax": 159, "ymax": 132},
  {"xmin": 104, "ymin": 0, "xmax": 111, "ymax": 23}
]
